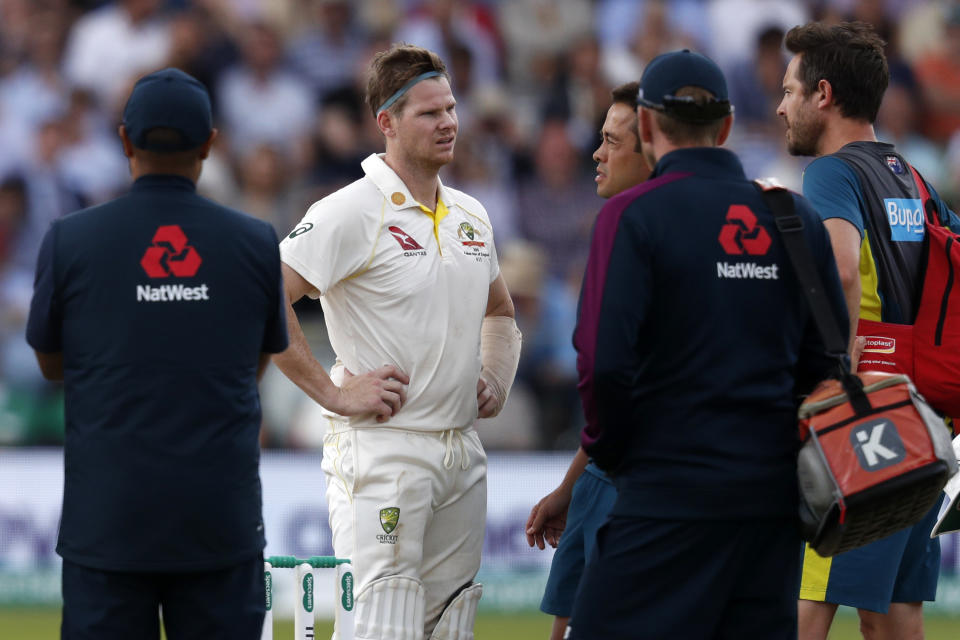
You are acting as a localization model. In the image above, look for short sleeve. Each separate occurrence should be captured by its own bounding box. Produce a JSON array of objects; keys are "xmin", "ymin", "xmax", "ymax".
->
[
  {"xmin": 801, "ymin": 156, "xmax": 866, "ymax": 238},
  {"xmin": 487, "ymin": 236, "xmax": 500, "ymax": 283},
  {"xmin": 26, "ymin": 224, "xmax": 63, "ymax": 353},
  {"xmin": 923, "ymin": 180, "xmax": 960, "ymax": 234},
  {"xmin": 279, "ymin": 198, "xmax": 377, "ymax": 297}
]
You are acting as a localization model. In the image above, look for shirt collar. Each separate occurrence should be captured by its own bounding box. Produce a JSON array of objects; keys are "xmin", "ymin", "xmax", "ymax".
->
[
  {"xmin": 650, "ymin": 147, "xmax": 746, "ymax": 181},
  {"xmin": 360, "ymin": 153, "xmax": 460, "ymax": 212},
  {"xmin": 131, "ymin": 174, "xmax": 197, "ymax": 192}
]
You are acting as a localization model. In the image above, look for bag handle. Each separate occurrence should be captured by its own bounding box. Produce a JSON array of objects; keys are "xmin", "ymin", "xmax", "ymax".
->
[{"xmin": 754, "ymin": 182, "xmax": 870, "ymax": 414}]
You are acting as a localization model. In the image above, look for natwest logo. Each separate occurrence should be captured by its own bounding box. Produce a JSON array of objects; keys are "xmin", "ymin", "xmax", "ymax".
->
[
  {"xmin": 718, "ymin": 205, "xmax": 771, "ymax": 256},
  {"xmin": 140, "ymin": 225, "xmax": 202, "ymax": 278}
]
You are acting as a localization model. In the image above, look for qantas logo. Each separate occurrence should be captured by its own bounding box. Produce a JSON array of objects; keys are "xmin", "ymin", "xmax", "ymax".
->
[
  {"xmin": 388, "ymin": 226, "xmax": 427, "ymax": 256},
  {"xmin": 141, "ymin": 225, "xmax": 202, "ymax": 278}
]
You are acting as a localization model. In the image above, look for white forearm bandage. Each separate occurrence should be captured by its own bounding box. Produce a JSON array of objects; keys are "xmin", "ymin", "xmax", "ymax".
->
[{"xmin": 479, "ymin": 315, "xmax": 522, "ymax": 417}]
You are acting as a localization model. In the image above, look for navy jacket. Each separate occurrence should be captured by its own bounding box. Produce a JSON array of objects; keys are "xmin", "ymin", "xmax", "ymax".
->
[
  {"xmin": 27, "ymin": 174, "xmax": 288, "ymax": 571},
  {"xmin": 574, "ymin": 148, "xmax": 848, "ymax": 520}
]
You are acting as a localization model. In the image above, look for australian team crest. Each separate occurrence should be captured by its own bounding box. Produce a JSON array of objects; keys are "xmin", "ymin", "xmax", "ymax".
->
[
  {"xmin": 458, "ymin": 222, "xmax": 485, "ymax": 247},
  {"xmin": 379, "ymin": 507, "xmax": 399, "ymax": 533},
  {"xmin": 376, "ymin": 507, "xmax": 400, "ymax": 546}
]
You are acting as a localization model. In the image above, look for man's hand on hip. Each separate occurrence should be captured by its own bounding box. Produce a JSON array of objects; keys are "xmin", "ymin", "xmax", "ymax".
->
[{"xmin": 336, "ymin": 365, "xmax": 409, "ymax": 422}]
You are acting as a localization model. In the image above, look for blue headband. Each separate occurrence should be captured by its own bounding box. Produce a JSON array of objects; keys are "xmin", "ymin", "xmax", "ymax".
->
[{"xmin": 376, "ymin": 71, "xmax": 443, "ymax": 115}]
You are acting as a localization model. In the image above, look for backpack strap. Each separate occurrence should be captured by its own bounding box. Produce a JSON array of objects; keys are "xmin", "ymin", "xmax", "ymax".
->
[
  {"xmin": 907, "ymin": 164, "xmax": 943, "ymax": 227},
  {"xmin": 753, "ymin": 182, "xmax": 867, "ymax": 411}
]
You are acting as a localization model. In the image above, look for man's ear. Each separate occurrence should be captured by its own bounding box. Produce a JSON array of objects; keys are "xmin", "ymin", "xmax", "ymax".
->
[
  {"xmin": 638, "ymin": 107, "xmax": 654, "ymax": 144},
  {"xmin": 199, "ymin": 129, "xmax": 218, "ymax": 160},
  {"xmin": 816, "ymin": 78, "xmax": 834, "ymax": 112},
  {"xmin": 377, "ymin": 109, "xmax": 397, "ymax": 138},
  {"xmin": 716, "ymin": 113, "xmax": 734, "ymax": 146}
]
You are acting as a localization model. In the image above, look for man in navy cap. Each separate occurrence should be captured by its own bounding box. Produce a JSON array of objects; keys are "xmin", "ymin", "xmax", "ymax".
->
[
  {"xmin": 565, "ymin": 50, "xmax": 849, "ymax": 638},
  {"xmin": 26, "ymin": 68, "xmax": 289, "ymax": 639}
]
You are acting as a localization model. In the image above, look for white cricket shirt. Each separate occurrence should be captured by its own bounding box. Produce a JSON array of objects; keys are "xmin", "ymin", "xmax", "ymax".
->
[{"xmin": 280, "ymin": 153, "xmax": 500, "ymax": 431}]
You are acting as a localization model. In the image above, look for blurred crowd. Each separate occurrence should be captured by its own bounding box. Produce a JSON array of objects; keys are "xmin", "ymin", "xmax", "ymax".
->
[{"xmin": 2, "ymin": 0, "xmax": 960, "ymax": 449}]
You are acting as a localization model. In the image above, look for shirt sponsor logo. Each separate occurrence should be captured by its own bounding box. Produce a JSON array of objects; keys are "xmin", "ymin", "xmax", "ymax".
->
[
  {"xmin": 884, "ymin": 198, "xmax": 925, "ymax": 242},
  {"xmin": 388, "ymin": 226, "xmax": 426, "ymax": 256},
  {"xmin": 718, "ymin": 204, "xmax": 772, "ymax": 256},
  {"xmin": 716, "ymin": 262, "xmax": 779, "ymax": 280},
  {"xmin": 140, "ymin": 225, "xmax": 202, "ymax": 277},
  {"xmin": 136, "ymin": 284, "xmax": 210, "ymax": 302},
  {"xmin": 851, "ymin": 418, "xmax": 905, "ymax": 470},
  {"xmin": 288, "ymin": 222, "xmax": 313, "ymax": 239},
  {"xmin": 862, "ymin": 336, "xmax": 896, "ymax": 354}
]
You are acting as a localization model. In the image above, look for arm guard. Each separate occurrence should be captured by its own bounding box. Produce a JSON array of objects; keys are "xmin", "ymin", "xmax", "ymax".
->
[{"xmin": 479, "ymin": 315, "xmax": 522, "ymax": 417}]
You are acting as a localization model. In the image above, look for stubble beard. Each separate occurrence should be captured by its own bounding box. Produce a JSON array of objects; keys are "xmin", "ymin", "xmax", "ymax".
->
[{"xmin": 785, "ymin": 110, "xmax": 825, "ymax": 157}]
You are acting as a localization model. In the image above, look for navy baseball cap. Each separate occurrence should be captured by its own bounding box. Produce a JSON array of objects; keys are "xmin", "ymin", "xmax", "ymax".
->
[
  {"xmin": 637, "ymin": 49, "xmax": 733, "ymax": 123},
  {"xmin": 122, "ymin": 68, "xmax": 213, "ymax": 152}
]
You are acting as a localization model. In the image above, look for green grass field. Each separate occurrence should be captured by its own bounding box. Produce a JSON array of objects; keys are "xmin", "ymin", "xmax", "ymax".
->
[{"xmin": 3, "ymin": 607, "xmax": 958, "ymax": 638}]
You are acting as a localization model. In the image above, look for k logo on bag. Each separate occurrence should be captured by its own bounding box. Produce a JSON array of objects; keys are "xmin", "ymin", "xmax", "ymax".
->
[{"xmin": 851, "ymin": 418, "xmax": 906, "ymax": 471}]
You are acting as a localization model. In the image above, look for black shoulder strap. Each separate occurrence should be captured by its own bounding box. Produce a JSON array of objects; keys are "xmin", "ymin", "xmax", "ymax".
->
[
  {"xmin": 757, "ymin": 185, "xmax": 847, "ymax": 355},
  {"xmin": 907, "ymin": 164, "xmax": 945, "ymax": 227},
  {"xmin": 755, "ymin": 183, "xmax": 869, "ymax": 410}
]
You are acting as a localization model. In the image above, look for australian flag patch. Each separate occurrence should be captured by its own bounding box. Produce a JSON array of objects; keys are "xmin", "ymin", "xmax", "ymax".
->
[{"xmin": 885, "ymin": 154, "xmax": 905, "ymax": 175}]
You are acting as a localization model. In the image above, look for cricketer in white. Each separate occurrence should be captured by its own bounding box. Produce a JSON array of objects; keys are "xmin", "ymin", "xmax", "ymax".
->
[{"xmin": 273, "ymin": 44, "xmax": 521, "ymax": 640}]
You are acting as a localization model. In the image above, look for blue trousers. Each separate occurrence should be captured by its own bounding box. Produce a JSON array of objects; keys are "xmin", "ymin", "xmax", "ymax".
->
[
  {"xmin": 61, "ymin": 555, "xmax": 265, "ymax": 640},
  {"xmin": 567, "ymin": 517, "xmax": 801, "ymax": 639}
]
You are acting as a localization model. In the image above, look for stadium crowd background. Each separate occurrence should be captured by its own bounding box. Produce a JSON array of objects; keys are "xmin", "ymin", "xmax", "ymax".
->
[{"xmin": 1, "ymin": 0, "xmax": 959, "ymax": 451}]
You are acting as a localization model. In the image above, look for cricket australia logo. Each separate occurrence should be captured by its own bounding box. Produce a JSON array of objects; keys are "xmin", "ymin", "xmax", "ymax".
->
[
  {"xmin": 457, "ymin": 220, "xmax": 491, "ymax": 261},
  {"xmin": 851, "ymin": 418, "xmax": 906, "ymax": 471},
  {"xmin": 377, "ymin": 507, "xmax": 399, "ymax": 544},
  {"xmin": 458, "ymin": 222, "xmax": 485, "ymax": 247}
]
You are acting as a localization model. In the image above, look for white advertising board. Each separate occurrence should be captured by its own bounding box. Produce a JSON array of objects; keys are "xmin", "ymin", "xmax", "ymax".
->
[
  {"xmin": 0, "ymin": 448, "xmax": 567, "ymax": 613},
  {"xmin": 4, "ymin": 448, "xmax": 960, "ymax": 614}
]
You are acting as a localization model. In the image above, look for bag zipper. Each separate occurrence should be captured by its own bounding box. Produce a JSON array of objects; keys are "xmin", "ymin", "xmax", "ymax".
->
[{"xmin": 936, "ymin": 236, "xmax": 954, "ymax": 346}]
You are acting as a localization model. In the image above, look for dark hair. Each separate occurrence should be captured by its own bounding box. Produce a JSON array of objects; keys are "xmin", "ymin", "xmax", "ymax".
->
[
  {"xmin": 610, "ymin": 81, "xmax": 640, "ymax": 147},
  {"xmin": 784, "ymin": 21, "xmax": 888, "ymax": 123},
  {"xmin": 135, "ymin": 127, "xmax": 206, "ymax": 166},
  {"xmin": 652, "ymin": 86, "xmax": 726, "ymax": 145},
  {"xmin": 142, "ymin": 127, "xmax": 192, "ymax": 151},
  {"xmin": 610, "ymin": 81, "xmax": 639, "ymax": 109},
  {"xmin": 365, "ymin": 43, "xmax": 449, "ymax": 118}
]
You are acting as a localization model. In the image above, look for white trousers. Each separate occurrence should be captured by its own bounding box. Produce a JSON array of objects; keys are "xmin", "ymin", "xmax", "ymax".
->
[{"xmin": 321, "ymin": 422, "xmax": 487, "ymax": 635}]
